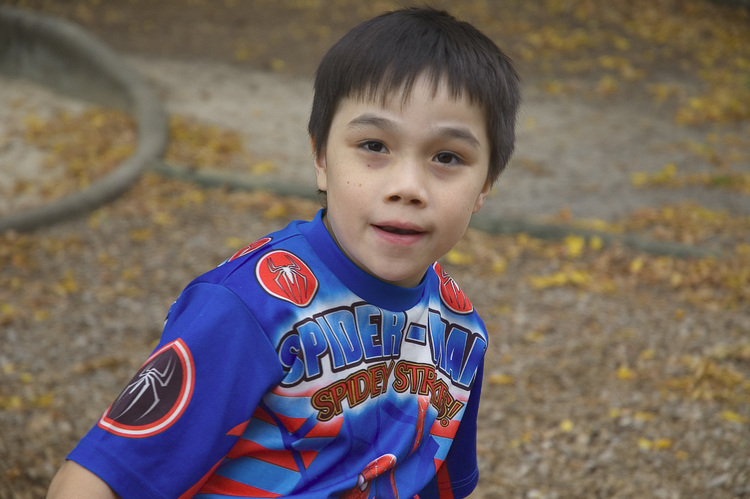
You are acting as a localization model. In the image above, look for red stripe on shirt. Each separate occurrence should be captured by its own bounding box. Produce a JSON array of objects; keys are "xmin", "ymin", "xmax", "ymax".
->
[
  {"xmin": 225, "ymin": 439, "xmax": 300, "ymax": 471},
  {"xmin": 436, "ymin": 464, "xmax": 455, "ymax": 499}
]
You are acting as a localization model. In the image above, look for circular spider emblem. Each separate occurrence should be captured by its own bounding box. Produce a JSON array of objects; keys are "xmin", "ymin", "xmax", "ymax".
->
[
  {"xmin": 256, "ymin": 250, "xmax": 318, "ymax": 307},
  {"xmin": 98, "ymin": 339, "xmax": 195, "ymax": 438},
  {"xmin": 434, "ymin": 262, "xmax": 473, "ymax": 314}
]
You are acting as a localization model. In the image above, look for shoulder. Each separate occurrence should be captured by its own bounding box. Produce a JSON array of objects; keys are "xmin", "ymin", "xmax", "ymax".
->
[
  {"xmin": 196, "ymin": 218, "xmax": 316, "ymax": 289},
  {"xmin": 173, "ymin": 218, "xmax": 328, "ymax": 327},
  {"xmin": 430, "ymin": 262, "xmax": 478, "ymax": 317}
]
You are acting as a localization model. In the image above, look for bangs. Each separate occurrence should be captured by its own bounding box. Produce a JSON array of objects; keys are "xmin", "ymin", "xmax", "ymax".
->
[{"xmin": 309, "ymin": 7, "xmax": 520, "ymax": 182}]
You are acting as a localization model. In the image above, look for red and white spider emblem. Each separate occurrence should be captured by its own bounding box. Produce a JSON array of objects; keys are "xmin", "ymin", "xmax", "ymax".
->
[
  {"xmin": 98, "ymin": 339, "xmax": 194, "ymax": 438},
  {"xmin": 256, "ymin": 250, "xmax": 318, "ymax": 307},
  {"xmin": 341, "ymin": 454, "xmax": 398, "ymax": 499},
  {"xmin": 434, "ymin": 262, "xmax": 473, "ymax": 314}
]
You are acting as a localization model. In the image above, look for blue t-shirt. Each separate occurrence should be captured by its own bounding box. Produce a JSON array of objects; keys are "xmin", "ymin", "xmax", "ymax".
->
[{"xmin": 68, "ymin": 210, "xmax": 488, "ymax": 498}]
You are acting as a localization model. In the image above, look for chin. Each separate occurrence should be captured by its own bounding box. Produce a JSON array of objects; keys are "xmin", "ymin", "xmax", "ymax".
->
[{"xmin": 376, "ymin": 268, "xmax": 425, "ymax": 288}]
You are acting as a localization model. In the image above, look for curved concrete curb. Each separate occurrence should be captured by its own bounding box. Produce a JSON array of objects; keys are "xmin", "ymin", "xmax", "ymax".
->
[{"xmin": 0, "ymin": 6, "xmax": 167, "ymax": 232}]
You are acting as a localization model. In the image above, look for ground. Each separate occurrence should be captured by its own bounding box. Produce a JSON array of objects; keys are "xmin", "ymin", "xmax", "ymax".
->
[{"xmin": 1, "ymin": 1, "xmax": 749, "ymax": 497}]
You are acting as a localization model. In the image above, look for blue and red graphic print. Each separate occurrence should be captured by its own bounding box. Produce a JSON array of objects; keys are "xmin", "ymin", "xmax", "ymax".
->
[{"xmin": 68, "ymin": 211, "xmax": 486, "ymax": 498}]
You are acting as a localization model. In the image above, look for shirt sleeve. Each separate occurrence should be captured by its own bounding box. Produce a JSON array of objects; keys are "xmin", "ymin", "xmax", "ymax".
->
[
  {"xmin": 418, "ymin": 360, "xmax": 484, "ymax": 499},
  {"xmin": 67, "ymin": 282, "xmax": 286, "ymax": 499}
]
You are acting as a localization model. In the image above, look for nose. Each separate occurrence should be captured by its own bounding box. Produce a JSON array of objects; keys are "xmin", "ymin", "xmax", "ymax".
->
[{"xmin": 384, "ymin": 160, "xmax": 427, "ymax": 207}]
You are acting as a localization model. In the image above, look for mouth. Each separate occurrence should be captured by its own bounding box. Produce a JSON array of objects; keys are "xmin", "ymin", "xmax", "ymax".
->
[
  {"xmin": 373, "ymin": 222, "xmax": 427, "ymax": 241},
  {"xmin": 376, "ymin": 225, "xmax": 424, "ymax": 236}
]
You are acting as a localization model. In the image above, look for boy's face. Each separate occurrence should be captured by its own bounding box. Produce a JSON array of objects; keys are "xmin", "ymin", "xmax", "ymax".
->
[{"xmin": 314, "ymin": 76, "xmax": 492, "ymax": 288}]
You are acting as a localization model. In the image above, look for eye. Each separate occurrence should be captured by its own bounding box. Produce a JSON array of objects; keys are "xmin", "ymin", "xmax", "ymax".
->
[
  {"xmin": 434, "ymin": 151, "xmax": 463, "ymax": 165},
  {"xmin": 360, "ymin": 140, "xmax": 387, "ymax": 153}
]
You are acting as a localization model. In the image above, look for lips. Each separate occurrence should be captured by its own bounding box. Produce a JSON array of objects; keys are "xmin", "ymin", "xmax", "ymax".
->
[
  {"xmin": 377, "ymin": 225, "xmax": 423, "ymax": 236},
  {"xmin": 372, "ymin": 222, "xmax": 426, "ymax": 244}
]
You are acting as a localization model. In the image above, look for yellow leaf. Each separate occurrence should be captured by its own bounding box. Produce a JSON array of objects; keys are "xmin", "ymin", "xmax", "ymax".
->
[
  {"xmin": 121, "ymin": 268, "xmax": 141, "ymax": 281},
  {"xmin": 489, "ymin": 373, "xmax": 514, "ymax": 385},
  {"xmin": 33, "ymin": 392, "xmax": 54, "ymax": 408},
  {"xmin": 589, "ymin": 235, "xmax": 603, "ymax": 251},
  {"xmin": 640, "ymin": 349, "xmax": 656, "ymax": 360},
  {"xmin": 670, "ymin": 272, "xmax": 683, "ymax": 287},
  {"xmin": 445, "ymin": 250, "xmax": 473, "ymax": 266},
  {"xmin": 251, "ymin": 160, "xmax": 276, "ymax": 175},
  {"xmin": 612, "ymin": 36, "xmax": 630, "ymax": 51},
  {"xmin": 654, "ymin": 438, "xmax": 673, "ymax": 450},
  {"xmin": 559, "ymin": 419, "xmax": 574, "ymax": 433},
  {"xmin": 721, "ymin": 410, "xmax": 747, "ymax": 424},
  {"xmin": 543, "ymin": 80, "xmax": 565, "ymax": 95},
  {"xmin": 662, "ymin": 163, "xmax": 678, "ymax": 179},
  {"xmin": 530, "ymin": 272, "xmax": 566, "ymax": 289},
  {"xmin": 638, "ymin": 438, "xmax": 653, "ymax": 450},
  {"xmin": 270, "ymin": 58, "xmax": 287, "ymax": 72},
  {"xmin": 263, "ymin": 202, "xmax": 289, "ymax": 220},
  {"xmin": 564, "ymin": 235, "xmax": 585, "ymax": 258},
  {"xmin": 568, "ymin": 270, "xmax": 591, "ymax": 285},
  {"xmin": 152, "ymin": 212, "xmax": 176, "ymax": 227},
  {"xmin": 1, "ymin": 303, "xmax": 15, "ymax": 317},
  {"xmin": 524, "ymin": 330, "xmax": 546, "ymax": 343},
  {"xmin": 631, "ymin": 172, "xmax": 649, "ymax": 187},
  {"xmin": 1, "ymin": 396, "xmax": 23, "ymax": 410},
  {"xmin": 491, "ymin": 258, "xmax": 507, "ymax": 274},
  {"xmin": 129, "ymin": 228, "xmax": 154, "ymax": 242},
  {"xmin": 224, "ymin": 237, "xmax": 245, "ymax": 249},
  {"xmin": 33, "ymin": 309, "xmax": 51, "ymax": 322},
  {"xmin": 629, "ymin": 257, "xmax": 644, "ymax": 274},
  {"xmin": 59, "ymin": 270, "xmax": 79, "ymax": 294},
  {"xmin": 617, "ymin": 365, "xmax": 636, "ymax": 380},
  {"xmin": 596, "ymin": 75, "xmax": 619, "ymax": 96}
]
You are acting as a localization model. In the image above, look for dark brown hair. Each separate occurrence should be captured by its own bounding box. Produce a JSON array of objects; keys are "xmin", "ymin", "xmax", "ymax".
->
[{"xmin": 308, "ymin": 7, "xmax": 521, "ymax": 184}]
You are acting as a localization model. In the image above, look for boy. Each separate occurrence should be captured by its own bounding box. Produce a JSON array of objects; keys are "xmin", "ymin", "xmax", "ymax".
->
[{"xmin": 48, "ymin": 6, "xmax": 520, "ymax": 498}]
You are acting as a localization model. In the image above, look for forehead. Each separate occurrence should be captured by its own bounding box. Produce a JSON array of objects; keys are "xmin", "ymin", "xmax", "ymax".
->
[
  {"xmin": 350, "ymin": 72, "xmax": 482, "ymax": 113},
  {"xmin": 336, "ymin": 75, "xmax": 488, "ymax": 133}
]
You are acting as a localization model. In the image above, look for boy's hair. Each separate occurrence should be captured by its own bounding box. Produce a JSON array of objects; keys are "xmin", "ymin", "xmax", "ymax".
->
[{"xmin": 308, "ymin": 7, "xmax": 521, "ymax": 185}]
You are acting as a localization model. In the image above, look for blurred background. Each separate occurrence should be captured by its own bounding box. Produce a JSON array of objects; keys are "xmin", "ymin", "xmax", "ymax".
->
[{"xmin": 1, "ymin": 1, "xmax": 749, "ymax": 497}]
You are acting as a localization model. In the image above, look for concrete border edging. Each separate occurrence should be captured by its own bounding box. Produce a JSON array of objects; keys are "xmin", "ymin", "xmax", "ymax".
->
[{"xmin": 0, "ymin": 6, "xmax": 167, "ymax": 232}]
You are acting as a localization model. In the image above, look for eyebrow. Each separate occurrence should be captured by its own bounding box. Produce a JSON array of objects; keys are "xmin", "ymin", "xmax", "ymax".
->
[
  {"xmin": 347, "ymin": 114, "xmax": 398, "ymax": 132},
  {"xmin": 347, "ymin": 113, "xmax": 482, "ymax": 149},
  {"xmin": 436, "ymin": 125, "xmax": 481, "ymax": 148}
]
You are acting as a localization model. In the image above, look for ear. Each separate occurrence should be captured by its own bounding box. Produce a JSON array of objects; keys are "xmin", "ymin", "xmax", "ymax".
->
[
  {"xmin": 472, "ymin": 179, "xmax": 492, "ymax": 214},
  {"xmin": 313, "ymin": 145, "xmax": 328, "ymax": 192}
]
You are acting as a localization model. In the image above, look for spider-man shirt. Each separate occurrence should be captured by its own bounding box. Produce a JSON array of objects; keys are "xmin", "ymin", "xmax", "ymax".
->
[{"xmin": 68, "ymin": 209, "xmax": 488, "ymax": 499}]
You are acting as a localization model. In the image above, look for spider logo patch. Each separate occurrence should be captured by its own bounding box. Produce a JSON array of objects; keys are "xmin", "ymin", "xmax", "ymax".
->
[
  {"xmin": 256, "ymin": 250, "xmax": 318, "ymax": 307},
  {"xmin": 434, "ymin": 262, "xmax": 473, "ymax": 314},
  {"xmin": 98, "ymin": 339, "xmax": 195, "ymax": 438}
]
